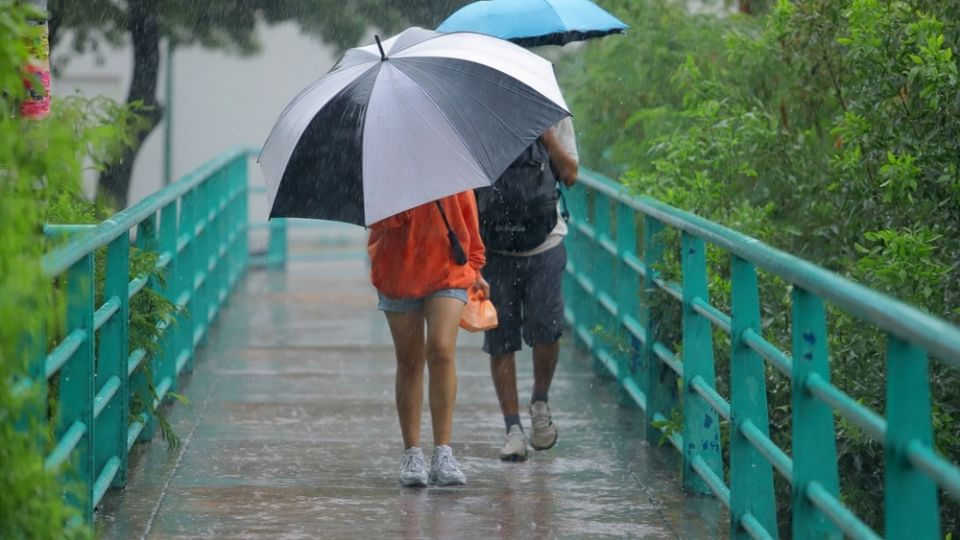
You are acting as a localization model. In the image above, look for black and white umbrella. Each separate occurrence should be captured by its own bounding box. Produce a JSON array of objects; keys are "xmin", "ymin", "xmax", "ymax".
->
[{"xmin": 258, "ymin": 27, "xmax": 570, "ymax": 226}]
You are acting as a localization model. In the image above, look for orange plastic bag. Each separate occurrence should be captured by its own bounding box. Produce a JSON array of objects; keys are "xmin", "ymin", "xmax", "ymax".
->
[{"xmin": 460, "ymin": 287, "xmax": 498, "ymax": 332}]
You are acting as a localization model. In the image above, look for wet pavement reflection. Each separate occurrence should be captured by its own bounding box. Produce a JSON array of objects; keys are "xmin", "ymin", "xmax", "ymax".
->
[{"xmin": 96, "ymin": 237, "xmax": 724, "ymax": 539}]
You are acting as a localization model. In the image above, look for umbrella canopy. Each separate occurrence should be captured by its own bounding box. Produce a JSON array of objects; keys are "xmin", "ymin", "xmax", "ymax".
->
[
  {"xmin": 258, "ymin": 27, "xmax": 570, "ymax": 226},
  {"xmin": 437, "ymin": 0, "xmax": 629, "ymax": 48}
]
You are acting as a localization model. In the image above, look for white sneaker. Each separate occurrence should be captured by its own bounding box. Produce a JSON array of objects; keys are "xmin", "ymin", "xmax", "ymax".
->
[
  {"xmin": 429, "ymin": 445, "xmax": 467, "ymax": 486},
  {"xmin": 529, "ymin": 400, "xmax": 558, "ymax": 451},
  {"xmin": 499, "ymin": 425, "xmax": 528, "ymax": 461},
  {"xmin": 399, "ymin": 447, "xmax": 428, "ymax": 487}
]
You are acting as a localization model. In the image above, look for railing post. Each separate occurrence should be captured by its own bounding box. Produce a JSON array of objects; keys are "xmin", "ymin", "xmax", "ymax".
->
[
  {"xmin": 158, "ymin": 203, "xmax": 179, "ymax": 394},
  {"xmin": 563, "ymin": 183, "xmax": 589, "ymax": 348},
  {"xmin": 616, "ymin": 202, "xmax": 642, "ymax": 391},
  {"xmin": 592, "ymin": 192, "xmax": 615, "ymax": 378},
  {"xmin": 730, "ymin": 257, "xmax": 777, "ymax": 538},
  {"xmin": 791, "ymin": 288, "xmax": 840, "ymax": 539},
  {"xmin": 180, "ymin": 189, "xmax": 197, "ymax": 372},
  {"xmin": 641, "ymin": 216, "xmax": 673, "ymax": 443},
  {"xmin": 268, "ymin": 218, "xmax": 287, "ymax": 268},
  {"xmin": 134, "ymin": 214, "xmax": 159, "ymax": 442},
  {"xmin": 98, "ymin": 235, "xmax": 130, "ymax": 487},
  {"xmin": 885, "ymin": 336, "xmax": 939, "ymax": 538},
  {"xmin": 59, "ymin": 254, "xmax": 95, "ymax": 521},
  {"xmin": 680, "ymin": 232, "xmax": 721, "ymax": 494}
]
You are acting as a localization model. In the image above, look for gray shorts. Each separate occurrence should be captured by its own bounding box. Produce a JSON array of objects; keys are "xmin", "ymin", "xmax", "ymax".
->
[
  {"xmin": 377, "ymin": 288, "xmax": 468, "ymax": 312},
  {"xmin": 483, "ymin": 244, "xmax": 566, "ymax": 355}
]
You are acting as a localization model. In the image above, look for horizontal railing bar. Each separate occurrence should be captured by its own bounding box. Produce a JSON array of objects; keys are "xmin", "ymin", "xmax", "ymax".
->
[
  {"xmin": 45, "ymin": 329, "xmax": 87, "ymax": 379},
  {"xmin": 652, "ymin": 412, "xmax": 683, "ymax": 452},
  {"xmin": 805, "ymin": 374, "xmax": 886, "ymax": 442},
  {"xmin": 44, "ymin": 420, "xmax": 87, "ymax": 471},
  {"xmin": 907, "ymin": 440, "xmax": 960, "ymax": 501},
  {"xmin": 691, "ymin": 297, "xmax": 732, "ymax": 334},
  {"xmin": 739, "ymin": 512, "xmax": 775, "ymax": 540},
  {"xmin": 93, "ymin": 296, "xmax": 121, "ymax": 332},
  {"xmin": 805, "ymin": 481, "xmax": 880, "ymax": 540},
  {"xmin": 599, "ymin": 237, "xmax": 617, "ymax": 256},
  {"xmin": 177, "ymin": 234, "xmax": 189, "ymax": 254},
  {"xmin": 127, "ymin": 415, "xmax": 146, "ymax": 450},
  {"xmin": 653, "ymin": 342, "xmax": 683, "ymax": 377},
  {"xmin": 690, "ymin": 375, "xmax": 731, "ymax": 421},
  {"xmin": 740, "ymin": 419, "xmax": 793, "ymax": 484},
  {"xmin": 42, "ymin": 147, "xmax": 252, "ymax": 277},
  {"xmin": 654, "ymin": 278, "xmax": 683, "ymax": 302},
  {"xmin": 91, "ymin": 456, "xmax": 121, "ymax": 508},
  {"xmin": 573, "ymin": 221, "xmax": 597, "ymax": 241},
  {"xmin": 128, "ymin": 275, "xmax": 148, "ymax": 300},
  {"xmin": 92, "ymin": 375, "xmax": 121, "ymax": 419},
  {"xmin": 623, "ymin": 377, "xmax": 647, "ymax": 411},
  {"xmin": 598, "ymin": 291, "xmax": 618, "ymax": 318},
  {"xmin": 175, "ymin": 349, "xmax": 190, "ymax": 374},
  {"xmin": 127, "ymin": 348, "xmax": 147, "ymax": 376},
  {"xmin": 623, "ymin": 314, "xmax": 646, "ymax": 344},
  {"xmin": 692, "ymin": 455, "xmax": 730, "ymax": 507},
  {"xmin": 156, "ymin": 251, "xmax": 172, "ymax": 270},
  {"xmin": 742, "ymin": 329, "xmax": 792, "ymax": 378},
  {"xmin": 578, "ymin": 169, "xmax": 960, "ymax": 364},
  {"xmin": 624, "ymin": 252, "xmax": 645, "ymax": 278},
  {"xmin": 43, "ymin": 224, "xmax": 96, "ymax": 236},
  {"xmin": 153, "ymin": 377, "xmax": 172, "ymax": 409}
]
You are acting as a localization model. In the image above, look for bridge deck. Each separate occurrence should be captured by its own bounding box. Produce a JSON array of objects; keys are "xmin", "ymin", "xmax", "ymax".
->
[{"xmin": 97, "ymin": 237, "xmax": 723, "ymax": 539}]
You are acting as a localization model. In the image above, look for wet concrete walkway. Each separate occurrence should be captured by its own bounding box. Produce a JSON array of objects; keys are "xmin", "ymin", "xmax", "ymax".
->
[{"xmin": 97, "ymin": 238, "xmax": 723, "ymax": 539}]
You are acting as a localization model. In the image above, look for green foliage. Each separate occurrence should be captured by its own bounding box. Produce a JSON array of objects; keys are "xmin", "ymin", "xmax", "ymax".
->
[
  {"xmin": 2, "ymin": 1, "xmax": 173, "ymax": 537},
  {"xmin": 561, "ymin": 0, "xmax": 960, "ymax": 533}
]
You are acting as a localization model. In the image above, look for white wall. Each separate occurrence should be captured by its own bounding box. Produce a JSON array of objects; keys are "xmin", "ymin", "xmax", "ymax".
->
[{"xmin": 53, "ymin": 21, "xmax": 340, "ymax": 205}]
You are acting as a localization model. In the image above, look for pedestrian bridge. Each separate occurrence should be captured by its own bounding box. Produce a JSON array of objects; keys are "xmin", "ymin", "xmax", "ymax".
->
[{"xmin": 25, "ymin": 149, "xmax": 960, "ymax": 538}]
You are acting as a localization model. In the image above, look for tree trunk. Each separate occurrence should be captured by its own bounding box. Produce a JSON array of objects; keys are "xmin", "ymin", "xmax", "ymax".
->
[{"xmin": 97, "ymin": 0, "xmax": 162, "ymax": 209}]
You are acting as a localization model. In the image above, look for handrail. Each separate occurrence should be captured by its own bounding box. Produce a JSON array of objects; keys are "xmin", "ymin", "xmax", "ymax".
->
[
  {"xmin": 20, "ymin": 147, "xmax": 253, "ymax": 525},
  {"xmin": 565, "ymin": 167, "xmax": 959, "ymax": 539},
  {"xmin": 578, "ymin": 169, "xmax": 960, "ymax": 366}
]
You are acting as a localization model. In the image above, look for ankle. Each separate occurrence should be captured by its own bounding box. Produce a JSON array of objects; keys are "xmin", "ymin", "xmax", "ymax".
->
[{"xmin": 504, "ymin": 413, "xmax": 523, "ymax": 433}]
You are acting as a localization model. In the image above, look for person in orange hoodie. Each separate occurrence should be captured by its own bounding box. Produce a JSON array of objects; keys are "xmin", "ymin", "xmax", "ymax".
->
[{"xmin": 368, "ymin": 191, "xmax": 489, "ymax": 487}]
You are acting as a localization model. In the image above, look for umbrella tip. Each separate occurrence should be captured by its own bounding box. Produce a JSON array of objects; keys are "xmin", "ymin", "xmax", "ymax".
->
[{"xmin": 374, "ymin": 35, "xmax": 387, "ymax": 61}]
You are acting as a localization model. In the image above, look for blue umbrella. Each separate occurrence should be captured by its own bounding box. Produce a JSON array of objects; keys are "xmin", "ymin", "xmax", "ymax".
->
[{"xmin": 437, "ymin": 0, "xmax": 628, "ymax": 47}]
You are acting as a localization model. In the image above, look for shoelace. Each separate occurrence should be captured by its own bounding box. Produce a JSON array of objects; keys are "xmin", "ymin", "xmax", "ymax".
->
[
  {"xmin": 531, "ymin": 405, "xmax": 552, "ymax": 430},
  {"xmin": 432, "ymin": 452, "xmax": 461, "ymax": 473},
  {"xmin": 401, "ymin": 453, "xmax": 425, "ymax": 473}
]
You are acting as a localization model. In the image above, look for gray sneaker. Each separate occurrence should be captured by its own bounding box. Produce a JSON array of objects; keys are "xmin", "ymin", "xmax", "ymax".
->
[
  {"xmin": 499, "ymin": 425, "xmax": 528, "ymax": 461},
  {"xmin": 399, "ymin": 447, "xmax": 428, "ymax": 487},
  {"xmin": 429, "ymin": 445, "xmax": 467, "ymax": 486},
  {"xmin": 529, "ymin": 400, "xmax": 558, "ymax": 450}
]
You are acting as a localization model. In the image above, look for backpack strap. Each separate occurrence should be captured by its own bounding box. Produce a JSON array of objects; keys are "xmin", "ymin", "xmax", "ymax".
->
[
  {"xmin": 435, "ymin": 200, "xmax": 468, "ymax": 265},
  {"xmin": 557, "ymin": 182, "xmax": 570, "ymax": 223}
]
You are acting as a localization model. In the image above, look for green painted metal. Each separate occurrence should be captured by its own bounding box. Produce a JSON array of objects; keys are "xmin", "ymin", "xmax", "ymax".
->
[
  {"xmin": 729, "ymin": 257, "xmax": 777, "ymax": 539},
  {"xmin": 20, "ymin": 148, "xmax": 253, "ymax": 529},
  {"xmin": 567, "ymin": 168, "xmax": 960, "ymax": 539},
  {"xmin": 884, "ymin": 337, "xmax": 939, "ymax": 537},
  {"xmin": 60, "ymin": 254, "xmax": 96, "ymax": 522},
  {"xmin": 790, "ymin": 289, "xmax": 841, "ymax": 539},
  {"xmin": 680, "ymin": 232, "xmax": 722, "ymax": 494}
]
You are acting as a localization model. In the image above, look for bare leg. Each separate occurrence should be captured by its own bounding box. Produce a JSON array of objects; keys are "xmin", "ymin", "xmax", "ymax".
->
[
  {"xmin": 423, "ymin": 296, "xmax": 465, "ymax": 447},
  {"xmin": 490, "ymin": 352, "xmax": 520, "ymax": 417},
  {"xmin": 385, "ymin": 310, "xmax": 426, "ymax": 449},
  {"xmin": 531, "ymin": 341, "xmax": 559, "ymax": 401}
]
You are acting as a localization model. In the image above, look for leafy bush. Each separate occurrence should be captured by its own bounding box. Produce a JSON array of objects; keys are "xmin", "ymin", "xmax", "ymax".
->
[{"xmin": 561, "ymin": 0, "xmax": 960, "ymax": 534}]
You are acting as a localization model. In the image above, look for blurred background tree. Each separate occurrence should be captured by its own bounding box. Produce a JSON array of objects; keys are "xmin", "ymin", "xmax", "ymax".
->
[{"xmin": 47, "ymin": 0, "xmax": 472, "ymax": 208}]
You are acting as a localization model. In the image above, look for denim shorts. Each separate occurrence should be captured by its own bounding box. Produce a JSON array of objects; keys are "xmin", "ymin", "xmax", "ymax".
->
[{"xmin": 377, "ymin": 288, "xmax": 468, "ymax": 313}]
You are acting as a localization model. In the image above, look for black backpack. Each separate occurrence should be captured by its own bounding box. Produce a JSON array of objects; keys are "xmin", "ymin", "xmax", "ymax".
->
[{"xmin": 476, "ymin": 140, "xmax": 559, "ymax": 253}]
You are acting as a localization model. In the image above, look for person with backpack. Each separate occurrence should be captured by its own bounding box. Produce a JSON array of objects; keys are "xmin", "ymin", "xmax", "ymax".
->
[
  {"xmin": 476, "ymin": 117, "xmax": 579, "ymax": 461},
  {"xmin": 368, "ymin": 192, "xmax": 490, "ymax": 486}
]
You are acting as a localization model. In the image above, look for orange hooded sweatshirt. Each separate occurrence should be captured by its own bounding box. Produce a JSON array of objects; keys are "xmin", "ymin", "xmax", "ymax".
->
[{"xmin": 368, "ymin": 191, "xmax": 485, "ymax": 299}]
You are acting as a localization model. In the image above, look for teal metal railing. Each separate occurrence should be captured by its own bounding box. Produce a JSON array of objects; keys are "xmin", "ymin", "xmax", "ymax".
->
[
  {"xmin": 564, "ymin": 169, "xmax": 960, "ymax": 539},
  {"xmin": 16, "ymin": 148, "xmax": 252, "ymax": 524}
]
